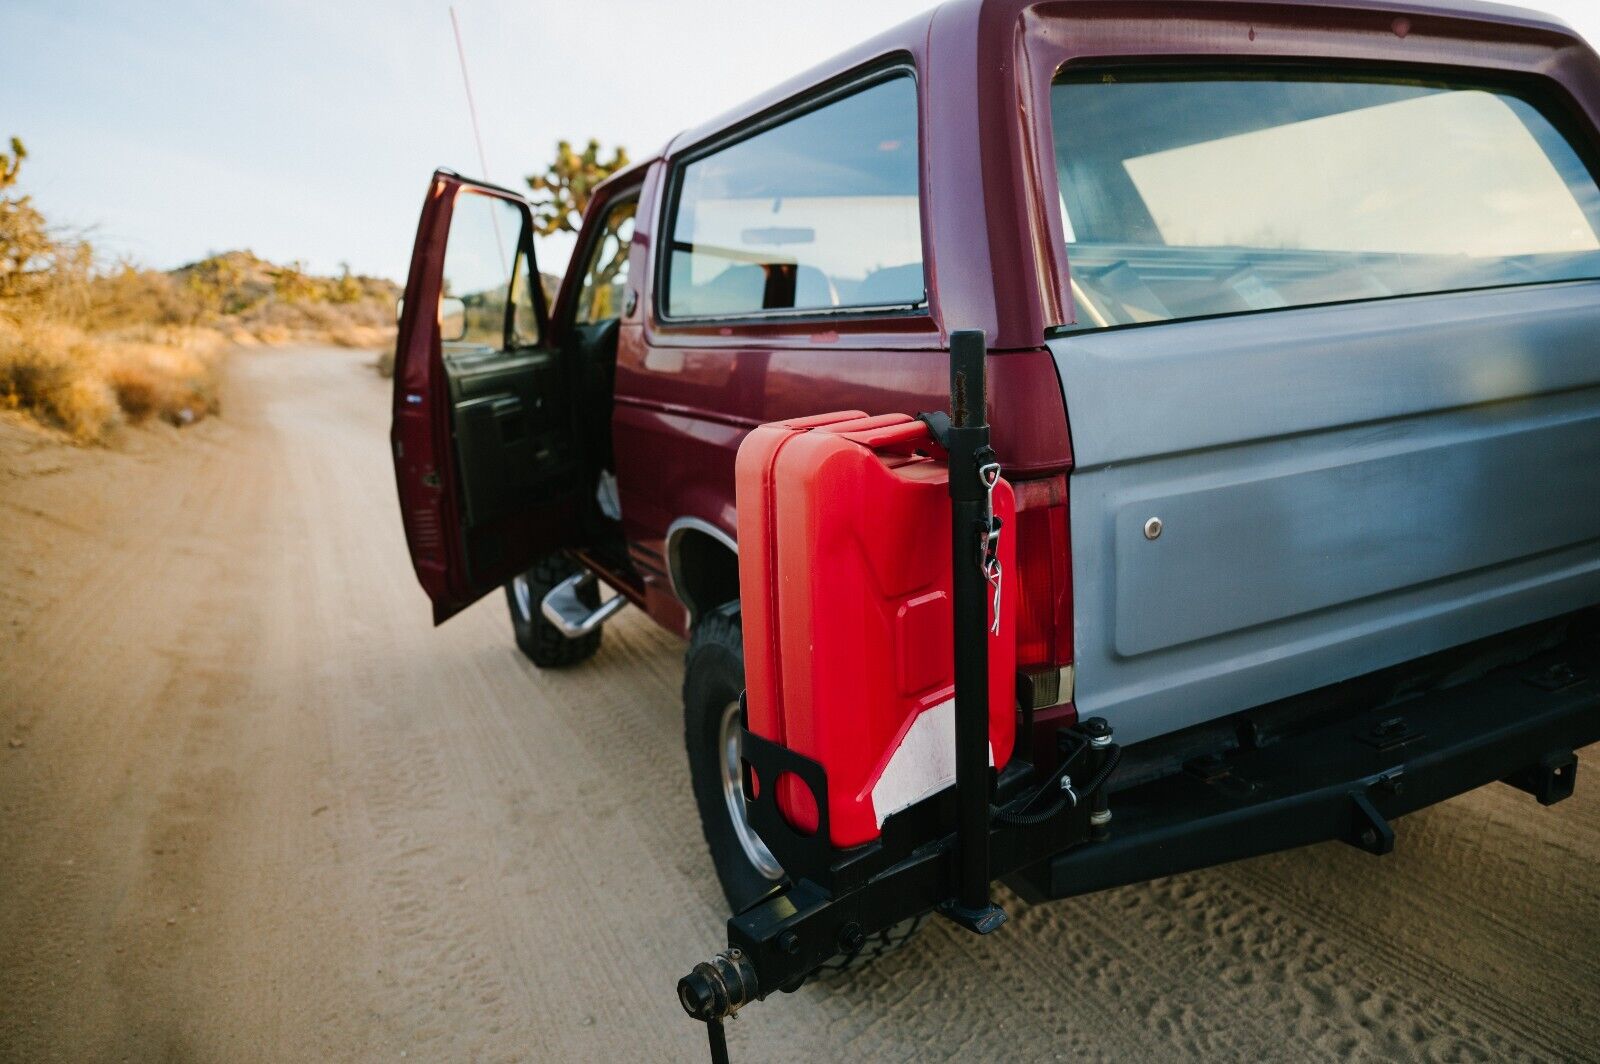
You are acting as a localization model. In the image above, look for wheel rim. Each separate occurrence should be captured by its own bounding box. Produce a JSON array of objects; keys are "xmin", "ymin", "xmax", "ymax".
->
[
  {"xmin": 719, "ymin": 699, "xmax": 784, "ymax": 880},
  {"xmin": 511, "ymin": 573, "xmax": 533, "ymax": 620}
]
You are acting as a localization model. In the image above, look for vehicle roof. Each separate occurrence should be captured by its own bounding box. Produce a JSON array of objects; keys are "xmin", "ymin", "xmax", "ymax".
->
[
  {"xmin": 620, "ymin": 0, "xmax": 1597, "ymax": 350},
  {"xmin": 659, "ymin": 0, "xmax": 1583, "ymax": 159}
]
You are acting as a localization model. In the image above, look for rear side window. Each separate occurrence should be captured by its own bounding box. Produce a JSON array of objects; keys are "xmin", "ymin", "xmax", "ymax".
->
[
  {"xmin": 664, "ymin": 74, "xmax": 924, "ymax": 319},
  {"xmin": 1051, "ymin": 73, "xmax": 1600, "ymax": 329}
]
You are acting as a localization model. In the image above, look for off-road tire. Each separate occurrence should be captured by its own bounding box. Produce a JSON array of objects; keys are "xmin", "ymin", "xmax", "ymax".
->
[
  {"xmin": 504, "ymin": 553, "xmax": 602, "ymax": 668},
  {"xmin": 684, "ymin": 602, "xmax": 774, "ymax": 912},
  {"xmin": 683, "ymin": 601, "xmax": 923, "ymax": 973}
]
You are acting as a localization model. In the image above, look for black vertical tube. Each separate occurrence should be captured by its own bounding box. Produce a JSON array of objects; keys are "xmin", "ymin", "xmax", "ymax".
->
[
  {"xmin": 706, "ymin": 1018, "xmax": 730, "ymax": 1064},
  {"xmin": 947, "ymin": 329, "xmax": 991, "ymax": 914}
]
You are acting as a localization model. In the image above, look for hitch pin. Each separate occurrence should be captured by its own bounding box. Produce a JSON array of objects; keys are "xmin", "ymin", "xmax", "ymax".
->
[
  {"xmin": 978, "ymin": 461, "xmax": 1003, "ymax": 634},
  {"xmin": 983, "ymin": 554, "xmax": 1002, "ymax": 635}
]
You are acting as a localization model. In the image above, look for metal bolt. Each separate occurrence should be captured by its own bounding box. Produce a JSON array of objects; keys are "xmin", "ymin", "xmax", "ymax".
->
[
  {"xmin": 838, "ymin": 923, "xmax": 866, "ymax": 955},
  {"xmin": 1143, "ymin": 516, "xmax": 1163, "ymax": 540},
  {"xmin": 778, "ymin": 931, "xmax": 800, "ymax": 956},
  {"xmin": 1080, "ymin": 716, "xmax": 1114, "ymax": 748}
]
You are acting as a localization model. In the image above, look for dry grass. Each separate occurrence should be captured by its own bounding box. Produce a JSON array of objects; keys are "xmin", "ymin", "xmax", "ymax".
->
[
  {"xmin": 1, "ymin": 252, "xmax": 397, "ymax": 444},
  {"xmin": 0, "ymin": 317, "xmax": 226, "ymax": 443}
]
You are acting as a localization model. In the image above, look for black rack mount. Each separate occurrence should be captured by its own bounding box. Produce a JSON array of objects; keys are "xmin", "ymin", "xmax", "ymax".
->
[{"xmin": 675, "ymin": 330, "xmax": 1123, "ymax": 1063}]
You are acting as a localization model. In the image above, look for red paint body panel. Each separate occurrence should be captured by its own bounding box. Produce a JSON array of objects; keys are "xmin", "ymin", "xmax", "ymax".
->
[{"xmin": 737, "ymin": 413, "xmax": 1017, "ymax": 846}]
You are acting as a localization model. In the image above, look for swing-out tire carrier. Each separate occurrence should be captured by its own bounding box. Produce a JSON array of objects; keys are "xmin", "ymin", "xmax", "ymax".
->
[{"xmin": 714, "ymin": 625, "xmax": 1597, "ymax": 1003}]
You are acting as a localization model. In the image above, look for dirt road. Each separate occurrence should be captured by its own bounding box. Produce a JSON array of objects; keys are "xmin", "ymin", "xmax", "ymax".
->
[{"xmin": 1, "ymin": 346, "xmax": 1597, "ymax": 1063}]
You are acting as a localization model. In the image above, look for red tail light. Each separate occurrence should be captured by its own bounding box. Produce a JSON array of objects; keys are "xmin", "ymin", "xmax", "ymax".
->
[
  {"xmin": 1012, "ymin": 474, "xmax": 1076, "ymax": 763},
  {"xmin": 1011, "ymin": 475, "xmax": 1073, "ymax": 671}
]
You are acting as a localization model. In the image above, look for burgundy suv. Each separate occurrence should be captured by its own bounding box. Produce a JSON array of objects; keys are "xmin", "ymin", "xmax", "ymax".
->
[{"xmin": 392, "ymin": 0, "xmax": 1600, "ymax": 939}]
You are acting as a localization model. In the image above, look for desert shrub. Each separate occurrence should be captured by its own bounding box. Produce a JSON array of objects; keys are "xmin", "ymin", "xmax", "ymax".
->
[
  {"xmin": 0, "ymin": 319, "xmax": 122, "ymax": 442},
  {"xmin": 83, "ymin": 265, "xmax": 202, "ymax": 330},
  {"xmin": 99, "ymin": 331, "xmax": 224, "ymax": 426}
]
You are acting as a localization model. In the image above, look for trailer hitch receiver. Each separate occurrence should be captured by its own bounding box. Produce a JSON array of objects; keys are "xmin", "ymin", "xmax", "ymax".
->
[{"xmin": 678, "ymin": 949, "xmax": 758, "ymax": 1064}]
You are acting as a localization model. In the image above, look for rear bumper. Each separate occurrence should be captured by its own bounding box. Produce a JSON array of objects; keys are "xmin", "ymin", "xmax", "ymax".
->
[{"xmin": 1012, "ymin": 635, "xmax": 1599, "ymax": 902}]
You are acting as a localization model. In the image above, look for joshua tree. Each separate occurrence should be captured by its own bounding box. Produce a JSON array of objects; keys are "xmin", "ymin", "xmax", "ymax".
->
[
  {"xmin": 524, "ymin": 138, "xmax": 629, "ymax": 236},
  {"xmin": 332, "ymin": 261, "xmax": 363, "ymax": 304},
  {"xmin": 0, "ymin": 136, "xmax": 25, "ymax": 190},
  {"xmin": 0, "ymin": 137, "xmax": 61, "ymax": 302}
]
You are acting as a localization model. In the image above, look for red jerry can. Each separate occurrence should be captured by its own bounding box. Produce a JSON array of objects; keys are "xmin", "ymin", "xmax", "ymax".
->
[{"xmin": 736, "ymin": 411, "xmax": 1017, "ymax": 848}]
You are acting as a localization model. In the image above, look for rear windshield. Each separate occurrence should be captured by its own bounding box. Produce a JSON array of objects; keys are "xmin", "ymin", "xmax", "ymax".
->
[{"xmin": 1051, "ymin": 73, "xmax": 1600, "ymax": 329}]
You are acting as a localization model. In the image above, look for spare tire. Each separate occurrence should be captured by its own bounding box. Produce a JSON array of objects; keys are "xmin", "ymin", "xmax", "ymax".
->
[{"xmin": 682, "ymin": 601, "xmax": 923, "ymax": 972}]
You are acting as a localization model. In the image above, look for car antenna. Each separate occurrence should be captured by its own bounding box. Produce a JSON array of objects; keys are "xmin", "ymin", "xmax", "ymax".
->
[{"xmin": 448, "ymin": 4, "xmax": 507, "ymax": 269}]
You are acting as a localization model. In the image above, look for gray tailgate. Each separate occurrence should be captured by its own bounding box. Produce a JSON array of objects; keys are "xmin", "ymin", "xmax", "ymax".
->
[{"xmin": 1053, "ymin": 282, "xmax": 1600, "ymax": 745}]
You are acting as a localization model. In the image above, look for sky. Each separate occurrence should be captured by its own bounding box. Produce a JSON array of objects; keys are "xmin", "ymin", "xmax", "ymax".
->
[
  {"xmin": 5, "ymin": 0, "xmax": 1600, "ymax": 283},
  {"xmin": 2, "ymin": 0, "xmax": 933, "ymax": 281}
]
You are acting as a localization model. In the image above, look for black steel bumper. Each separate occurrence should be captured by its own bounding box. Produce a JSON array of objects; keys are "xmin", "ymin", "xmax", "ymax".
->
[{"xmin": 1012, "ymin": 639, "xmax": 1599, "ymax": 902}]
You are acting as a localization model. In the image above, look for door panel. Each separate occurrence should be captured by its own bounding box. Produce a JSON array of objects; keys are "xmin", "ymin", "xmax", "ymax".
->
[
  {"xmin": 446, "ymin": 347, "xmax": 571, "ymax": 528},
  {"xmin": 391, "ymin": 170, "xmax": 579, "ymax": 623},
  {"xmin": 1052, "ymin": 281, "xmax": 1600, "ymax": 745}
]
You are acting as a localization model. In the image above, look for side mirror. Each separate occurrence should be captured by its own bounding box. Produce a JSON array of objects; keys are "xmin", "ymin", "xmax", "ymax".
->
[{"xmin": 439, "ymin": 296, "xmax": 467, "ymax": 342}]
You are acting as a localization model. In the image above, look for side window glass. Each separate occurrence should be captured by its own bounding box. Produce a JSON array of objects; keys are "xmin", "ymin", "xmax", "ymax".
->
[
  {"xmin": 665, "ymin": 74, "xmax": 923, "ymax": 319},
  {"xmin": 441, "ymin": 191, "xmax": 539, "ymax": 348},
  {"xmin": 575, "ymin": 199, "xmax": 638, "ymax": 324}
]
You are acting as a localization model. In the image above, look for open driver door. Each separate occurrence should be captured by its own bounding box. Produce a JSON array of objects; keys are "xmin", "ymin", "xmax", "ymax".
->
[{"xmin": 391, "ymin": 170, "xmax": 583, "ymax": 624}]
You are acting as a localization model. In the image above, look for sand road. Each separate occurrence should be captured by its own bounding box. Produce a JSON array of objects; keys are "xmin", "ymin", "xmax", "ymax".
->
[{"xmin": 1, "ymin": 346, "xmax": 1596, "ymax": 1063}]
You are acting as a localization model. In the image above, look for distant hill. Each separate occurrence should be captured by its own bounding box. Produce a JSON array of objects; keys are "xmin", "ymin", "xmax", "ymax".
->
[
  {"xmin": 164, "ymin": 250, "xmax": 400, "ymax": 348},
  {"xmin": 170, "ymin": 250, "xmax": 397, "ymax": 306}
]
